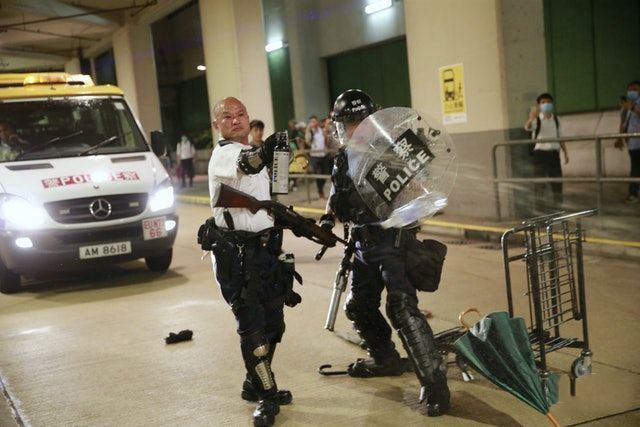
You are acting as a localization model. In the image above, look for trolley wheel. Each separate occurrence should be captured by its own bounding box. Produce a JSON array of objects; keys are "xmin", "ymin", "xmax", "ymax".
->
[{"xmin": 571, "ymin": 356, "xmax": 592, "ymax": 378}]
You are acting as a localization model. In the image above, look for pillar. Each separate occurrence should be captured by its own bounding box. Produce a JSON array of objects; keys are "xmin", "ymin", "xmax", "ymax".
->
[
  {"xmin": 199, "ymin": 0, "xmax": 274, "ymax": 136},
  {"xmin": 113, "ymin": 23, "xmax": 162, "ymax": 140}
]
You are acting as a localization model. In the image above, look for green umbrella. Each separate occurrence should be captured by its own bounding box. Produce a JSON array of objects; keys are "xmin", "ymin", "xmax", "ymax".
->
[{"xmin": 454, "ymin": 311, "xmax": 561, "ymax": 426}]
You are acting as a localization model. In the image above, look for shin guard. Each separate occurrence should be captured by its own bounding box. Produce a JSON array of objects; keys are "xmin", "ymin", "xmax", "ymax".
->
[{"xmin": 240, "ymin": 332, "xmax": 277, "ymax": 399}]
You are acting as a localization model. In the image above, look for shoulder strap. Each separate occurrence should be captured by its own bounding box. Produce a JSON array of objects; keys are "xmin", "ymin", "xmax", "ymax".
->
[{"xmin": 534, "ymin": 115, "xmax": 560, "ymax": 139}]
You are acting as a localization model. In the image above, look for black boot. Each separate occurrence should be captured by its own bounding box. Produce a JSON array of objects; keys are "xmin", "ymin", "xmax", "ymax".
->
[
  {"xmin": 242, "ymin": 375, "xmax": 293, "ymax": 405},
  {"xmin": 241, "ymin": 332, "xmax": 282, "ymax": 426},
  {"xmin": 419, "ymin": 370, "xmax": 451, "ymax": 416},
  {"xmin": 253, "ymin": 395, "xmax": 280, "ymax": 427},
  {"xmin": 345, "ymin": 294, "xmax": 405, "ymax": 378},
  {"xmin": 387, "ymin": 292, "xmax": 451, "ymax": 417},
  {"xmin": 347, "ymin": 353, "xmax": 405, "ymax": 377}
]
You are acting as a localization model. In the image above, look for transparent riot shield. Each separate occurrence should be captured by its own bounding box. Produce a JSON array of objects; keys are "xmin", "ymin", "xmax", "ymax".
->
[{"xmin": 346, "ymin": 107, "xmax": 457, "ymax": 228}]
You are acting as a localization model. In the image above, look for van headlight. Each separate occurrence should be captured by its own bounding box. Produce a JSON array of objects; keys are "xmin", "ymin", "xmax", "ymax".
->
[
  {"xmin": 0, "ymin": 195, "xmax": 46, "ymax": 229},
  {"xmin": 149, "ymin": 179, "xmax": 174, "ymax": 212}
]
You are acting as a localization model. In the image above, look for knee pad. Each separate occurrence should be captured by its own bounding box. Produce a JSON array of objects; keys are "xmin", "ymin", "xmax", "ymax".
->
[
  {"xmin": 345, "ymin": 294, "xmax": 379, "ymax": 324},
  {"xmin": 345, "ymin": 294, "xmax": 395, "ymax": 358}
]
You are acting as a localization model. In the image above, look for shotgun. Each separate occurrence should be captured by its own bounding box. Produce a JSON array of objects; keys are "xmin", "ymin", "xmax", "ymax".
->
[{"xmin": 214, "ymin": 183, "xmax": 347, "ymax": 247}]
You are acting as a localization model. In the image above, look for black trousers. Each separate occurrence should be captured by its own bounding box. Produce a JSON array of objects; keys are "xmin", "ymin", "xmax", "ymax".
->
[
  {"xmin": 213, "ymin": 232, "xmax": 285, "ymax": 344},
  {"xmin": 348, "ymin": 226, "xmax": 417, "ymax": 336},
  {"xmin": 533, "ymin": 149, "xmax": 563, "ymax": 211},
  {"xmin": 180, "ymin": 159, "xmax": 195, "ymax": 183},
  {"xmin": 351, "ymin": 227, "xmax": 417, "ymax": 299},
  {"xmin": 628, "ymin": 149, "xmax": 640, "ymax": 197},
  {"xmin": 310, "ymin": 156, "xmax": 332, "ymax": 194}
]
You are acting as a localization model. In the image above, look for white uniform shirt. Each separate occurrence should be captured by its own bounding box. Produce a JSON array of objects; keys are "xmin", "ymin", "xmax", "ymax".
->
[
  {"xmin": 527, "ymin": 113, "xmax": 561, "ymax": 151},
  {"xmin": 208, "ymin": 141, "xmax": 273, "ymax": 232},
  {"xmin": 177, "ymin": 140, "xmax": 196, "ymax": 160}
]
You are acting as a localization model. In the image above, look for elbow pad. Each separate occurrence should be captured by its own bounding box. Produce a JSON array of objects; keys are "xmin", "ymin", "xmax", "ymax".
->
[{"xmin": 237, "ymin": 147, "xmax": 268, "ymax": 175}]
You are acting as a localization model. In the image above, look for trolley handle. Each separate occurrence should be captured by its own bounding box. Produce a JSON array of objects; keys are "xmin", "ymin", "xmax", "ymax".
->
[{"xmin": 546, "ymin": 209, "xmax": 596, "ymax": 224}]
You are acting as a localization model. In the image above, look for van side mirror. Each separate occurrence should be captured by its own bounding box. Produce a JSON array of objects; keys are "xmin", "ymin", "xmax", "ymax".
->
[{"xmin": 150, "ymin": 130, "xmax": 167, "ymax": 157}]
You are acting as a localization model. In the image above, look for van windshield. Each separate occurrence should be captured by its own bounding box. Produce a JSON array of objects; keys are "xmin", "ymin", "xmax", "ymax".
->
[{"xmin": 0, "ymin": 97, "xmax": 149, "ymax": 162}]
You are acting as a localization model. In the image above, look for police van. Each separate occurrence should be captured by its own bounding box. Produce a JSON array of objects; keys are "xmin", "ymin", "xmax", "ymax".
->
[{"xmin": 0, "ymin": 73, "xmax": 177, "ymax": 293}]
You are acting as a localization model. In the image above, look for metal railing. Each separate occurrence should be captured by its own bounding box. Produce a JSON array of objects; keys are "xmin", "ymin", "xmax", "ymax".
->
[{"xmin": 492, "ymin": 132, "xmax": 640, "ymax": 221}]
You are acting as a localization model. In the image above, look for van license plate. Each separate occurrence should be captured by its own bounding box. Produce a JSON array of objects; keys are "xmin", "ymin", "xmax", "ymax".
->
[
  {"xmin": 142, "ymin": 217, "xmax": 167, "ymax": 240},
  {"xmin": 79, "ymin": 241, "xmax": 132, "ymax": 259}
]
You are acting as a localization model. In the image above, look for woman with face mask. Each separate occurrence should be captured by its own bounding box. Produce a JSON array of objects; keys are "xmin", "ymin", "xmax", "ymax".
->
[
  {"xmin": 524, "ymin": 92, "xmax": 569, "ymax": 213},
  {"xmin": 614, "ymin": 80, "xmax": 640, "ymax": 204}
]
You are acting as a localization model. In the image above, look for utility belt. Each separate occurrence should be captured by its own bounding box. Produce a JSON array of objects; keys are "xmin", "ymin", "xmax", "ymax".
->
[
  {"xmin": 351, "ymin": 222, "xmax": 419, "ymax": 248},
  {"xmin": 197, "ymin": 217, "xmax": 281, "ymax": 253},
  {"xmin": 197, "ymin": 217, "xmax": 301, "ymax": 311}
]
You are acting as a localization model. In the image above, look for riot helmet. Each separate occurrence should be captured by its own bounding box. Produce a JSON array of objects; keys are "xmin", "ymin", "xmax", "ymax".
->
[{"xmin": 332, "ymin": 89, "xmax": 376, "ymax": 144}]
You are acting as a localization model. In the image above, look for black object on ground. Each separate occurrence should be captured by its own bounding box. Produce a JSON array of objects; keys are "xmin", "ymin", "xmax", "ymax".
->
[{"xmin": 165, "ymin": 329, "xmax": 193, "ymax": 344}]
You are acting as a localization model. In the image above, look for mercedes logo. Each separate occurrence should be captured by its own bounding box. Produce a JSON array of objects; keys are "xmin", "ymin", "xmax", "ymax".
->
[{"xmin": 89, "ymin": 198, "xmax": 112, "ymax": 220}]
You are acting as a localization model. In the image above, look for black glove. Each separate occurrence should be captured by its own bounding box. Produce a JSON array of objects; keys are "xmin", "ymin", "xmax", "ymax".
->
[
  {"xmin": 284, "ymin": 290, "xmax": 302, "ymax": 307},
  {"xmin": 165, "ymin": 329, "xmax": 193, "ymax": 344},
  {"xmin": 259, "ymin": 132, "xmax": 278, "ymax": 165},
  {"xmin": 319, "ymin": 213, "xmax": 335, "ymax": 231}
]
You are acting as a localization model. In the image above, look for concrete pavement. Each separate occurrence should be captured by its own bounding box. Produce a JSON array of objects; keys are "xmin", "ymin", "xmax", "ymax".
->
[{"xmin": 1, "ymin": 203, "xmax": 639, "ymax": 426}]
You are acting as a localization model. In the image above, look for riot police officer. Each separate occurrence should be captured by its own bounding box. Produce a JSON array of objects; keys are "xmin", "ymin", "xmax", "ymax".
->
[{"xmin": 322, "ymin": 89, "xmax": 451, "ymax": 416}]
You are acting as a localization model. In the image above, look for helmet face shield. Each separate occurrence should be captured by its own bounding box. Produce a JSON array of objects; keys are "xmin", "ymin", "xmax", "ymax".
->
[{"xmin": 334, "ymin": 121, "xmax": 348, "ymax": 145}]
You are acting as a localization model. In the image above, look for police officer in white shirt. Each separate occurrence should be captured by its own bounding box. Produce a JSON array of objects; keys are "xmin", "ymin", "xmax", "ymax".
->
[
  {"xmin": 208, "ymin": 97, "xmax": 291, "ymax": 427},
  {"xmin": 525, "ymin": 93, "xmax": 569, "ymax": 212}
]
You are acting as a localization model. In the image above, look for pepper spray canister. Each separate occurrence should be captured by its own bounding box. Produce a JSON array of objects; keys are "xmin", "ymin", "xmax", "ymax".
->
[{"xmin": 271, "ymin": 131, "xmax": 290, "ymax": 194}]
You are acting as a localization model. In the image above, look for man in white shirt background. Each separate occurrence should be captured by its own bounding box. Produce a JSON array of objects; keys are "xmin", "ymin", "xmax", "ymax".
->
[
  {"xmin": 524, "ymin": 92, "xmax": 569, "ymax": 213},
  {"xmin": 176, "ymin": 134, "xmax": 196, "ymax": 188},
  {"xmin": 305, "ymin": 115, "xmax": 331, "ymax": 199}
]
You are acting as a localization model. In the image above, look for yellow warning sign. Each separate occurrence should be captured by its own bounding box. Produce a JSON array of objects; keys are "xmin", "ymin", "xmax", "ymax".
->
[{"xmin": 439, "ymin": 63, "xmax": 467, "ymax": 124}]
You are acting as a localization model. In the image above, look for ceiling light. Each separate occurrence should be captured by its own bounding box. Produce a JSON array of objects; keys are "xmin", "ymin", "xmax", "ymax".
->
[
  {"xmin": 365, "ymin": 0, "xmax": 392, "ymax": 14},
  {"xmin": 265, "ymin": 40, "xmax": 284, "ymax": 53},
  {"xmin": 196, "ymin": 65, "xmax": 206, "ymax": 71}
]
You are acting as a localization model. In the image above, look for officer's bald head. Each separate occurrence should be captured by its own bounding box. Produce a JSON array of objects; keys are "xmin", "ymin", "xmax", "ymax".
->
[{"xmin": 212, "ymin": 97, "xmax": 250, "ymax": 144}]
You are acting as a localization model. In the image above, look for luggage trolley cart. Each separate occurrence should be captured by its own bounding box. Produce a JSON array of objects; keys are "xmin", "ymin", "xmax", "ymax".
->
[{"xmin": 501, "ymin": 209, "xmax": 596, "ymax": 396}]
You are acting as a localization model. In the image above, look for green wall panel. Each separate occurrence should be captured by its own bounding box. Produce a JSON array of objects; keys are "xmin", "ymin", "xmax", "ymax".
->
[
  {"xmin": 179, "ymin": 75, "xmax": 210, "ymax": 133},
  {"xmin": 327, "ymin": 38, "xmax": 412, "ymax": 110},
  {"xmin": 545, "ymin": 0, "xmax": 640, "ymax": 113},
  {"xmin": 546, "ymin": 0, "xmax": 596, "ymax": 112},
  {"xmin": 267, "ymin": 47, "xmax": 295, "ymax": 131},
  {"xmin": 593, "ymin": 0, "xmax": 640, "ymax": 109}
]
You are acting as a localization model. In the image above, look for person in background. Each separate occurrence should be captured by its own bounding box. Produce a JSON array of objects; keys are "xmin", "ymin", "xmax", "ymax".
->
[
  {"xmin": 615, "ymin": 80, "xmax": 640, "ymax": 204},
  {"xmin": 305, "ymin": 115, "xmax": 331, "ymax": 199},
  {"xmin": 524, "ymin": 93, "xmax": 569, "ymax": 213},
  {"xmin": 177, "ymin": 134, "xmax": 196, "ymax": 188},
  {"xmin": 250, "ymin": 119, "xmax": 265, "ymax": 148},
  {"xmin": 0, "ymin": 121, "xmax": 26, "ymax": 162},
  {"xmin": 286, "ymin": 119, "xmax": 305, "ymax": 191},
  {"xmin": 287, "ymin": 119, "xmax": 304, "ymax": 151}
]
